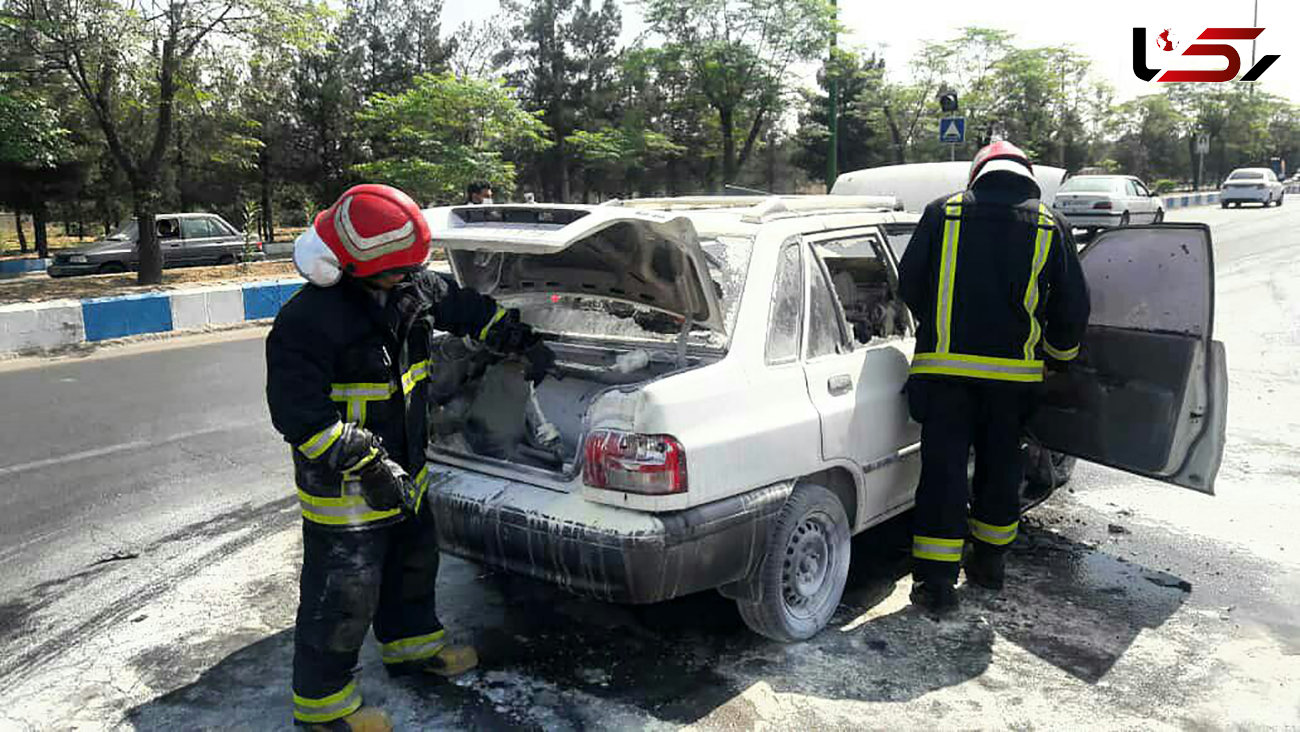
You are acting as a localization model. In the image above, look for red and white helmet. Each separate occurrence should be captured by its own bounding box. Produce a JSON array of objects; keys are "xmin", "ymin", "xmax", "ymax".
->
[
  {"xmin": 294, "ymin": 184, "xmax": 431, "ymax": 286},
  {"xmin": 969, "ymin": 141, "xmax": 1038, "ymax": 194}
]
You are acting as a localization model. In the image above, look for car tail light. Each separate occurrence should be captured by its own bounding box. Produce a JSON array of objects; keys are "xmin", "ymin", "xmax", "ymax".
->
[
  {"xmin": 1092, "ymin": 201, "xmax": 1113, "ymax": 209},
  {"xmin": 256, "ymin": 241, "xmax": 264, "ymax": 251},
  {"xmin": 583, "ymin": 429, "xmax": 687, "ymax": 495}
]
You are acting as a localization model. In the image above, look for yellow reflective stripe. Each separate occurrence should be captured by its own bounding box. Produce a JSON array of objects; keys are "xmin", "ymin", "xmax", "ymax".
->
[
  {"xmin": 935, "ymin": 193, "xmax": 964, "ymax": 353},
  {"xmin": 911, "ymin": 351, "xmax": 1044, "ymax": 383},
  {"xmin": 297, "ymin": 488, "xmax": 401, "ymax": 526},
  {"xmin": 342, "ymin": 447, "xmax": 380, "ymax": 475},
  {"xmin": 381, "ymin": 629, "xmax": 447, "ymax": 664},
  {"xmin": 1044, "ymin": 341, "xmax": 1080, "ymax": 361},
  {"xmin": 402, "ymin": 360, "xmax": 430, "ymax": 395},
  {"xmin": 970, "ymin": 518, "xmax": 1019, "ymax": 546},
  {"xmin": 479, "ymin": 306, "xmax": 508, "ymax": 342},
  {"xmin": 329, "ymin": 382, "xmax": 393, "ymax": 400},
  {"xmin": 298, "ymin": 421, "xmax": 344, "ymax": 459},
  {"xmin": 1023, "ymin": 204, "xmax": 1054, "ymax": 360},
  {"xmin": 913, "ymin": 535, "xmax": 964, "ymax": 562},
  {"xmin": 409, "ymin": 465, "xmax": 431, "ymax": 514},
  {"xmin": 293, "ymin": 680, "xmax": 362, "ymax": 723}
]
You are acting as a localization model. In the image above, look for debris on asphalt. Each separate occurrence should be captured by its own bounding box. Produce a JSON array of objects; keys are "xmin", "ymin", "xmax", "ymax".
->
[{"xmin": 1108, "ymin": 524, "xmax": 1130, "ymax": 535}]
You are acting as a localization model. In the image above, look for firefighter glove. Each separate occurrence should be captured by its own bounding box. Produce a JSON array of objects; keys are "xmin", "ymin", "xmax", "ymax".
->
[
  {"xmin": 354, "ymin": 453, "xmax": 408, "ymax": 512},
  {"xmin": 483, "ymin": 310, "xmax": 539, "ymax": 354},
  {"xmin": 522, "ymin": 341, "xmax": 557, "ymax": 386}
]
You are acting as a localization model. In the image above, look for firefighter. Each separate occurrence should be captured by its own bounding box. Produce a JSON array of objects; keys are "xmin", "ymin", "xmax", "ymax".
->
[
  {"xmin": 267, "ymin": 184, "xmax": 554, "ymax": 730},
  {"xmin": 897, "ymin": 141, "xmax": 1090, "ymax": 615}
]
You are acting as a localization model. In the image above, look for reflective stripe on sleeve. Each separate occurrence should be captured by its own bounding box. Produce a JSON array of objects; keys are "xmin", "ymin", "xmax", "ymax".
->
[
  {"xmin": 402, "ymin": 360, "xmax": 430, "ymax": 395},
  {"xmin": 298, "ymin": 421, "xmax": 344, "ymax": 460},
  {"xmin": 935, "ymin": 193, "xmax": 964, "ymax": 353},
  {"xmin": 381, "ymin": 629, "xmax": 446, "ymax": 665},
  {"xmin": 911, "ymin": 352, "xmax": 1044, "ymax": 383},
  {"xmin": 1022, "ymin": 204, "xmax": 1054, "ymax": 360},
  {"xmin": 1044, "ymin": 341, "xmax": 1080, "ymax": 361},
  {"xmin": 913, "ymin": 535, "xmax": 964, "ymax": 562},
  {"xmin": 293, "ymin": 680, "xmax": 362, "ymax": 724},
  {"xmin": 298, "ymin": 488, "xmax": 401, "ymax": 527},
  {"xmin": 478, "ymin": 306, "xmax": 508, "ymax": 342},
  {"xmin": 970, "ymin": 518, "xmax": 1019, "ymax": 546}
]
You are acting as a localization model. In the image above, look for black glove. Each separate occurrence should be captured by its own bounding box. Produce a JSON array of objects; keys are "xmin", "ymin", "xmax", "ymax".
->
[
  {"xmin": 483, "ymin": 309, "xmax": 539, "ymax": 354},
  {"xmin": 522, "ymin": 341, "xmax": 557, "ymax": 386},
  {"xmin": 353, "ymin": 453, "xmax": 408, "ymax": 512}
]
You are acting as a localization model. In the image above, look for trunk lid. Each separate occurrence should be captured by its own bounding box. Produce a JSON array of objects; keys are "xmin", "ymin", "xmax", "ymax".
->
[{"xmin": 424, "ymin": 205, "xmax": 727, "ymax": 333}]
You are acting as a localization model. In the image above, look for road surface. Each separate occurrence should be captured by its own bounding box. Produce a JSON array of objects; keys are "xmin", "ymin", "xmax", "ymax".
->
[{"xmin": 2, "ymin": 203, "xmax": 1298, "ymax": 729}]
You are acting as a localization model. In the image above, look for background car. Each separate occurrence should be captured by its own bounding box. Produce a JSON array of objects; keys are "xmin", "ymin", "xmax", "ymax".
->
[
  {"xmin": 47, "ymin": 213, "xmax": 261, "ymax": 277},
  {"xmin": 1051, "ymin": 174, "xmax": 1164, "ymax": 233},
  {"xmin": 1220, "ymin": 168, "xmax": 1285, "ymax": 207}
]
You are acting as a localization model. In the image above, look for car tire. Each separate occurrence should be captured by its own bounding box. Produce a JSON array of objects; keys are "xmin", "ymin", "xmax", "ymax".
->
[
  {"xmin": 1221, "ymin": 201, "xmax": 1229, "ymax": 209},
  {"xmin": 97, "ymin": 262, "xmax": 127, "ymax": 274},
  {"xmin": 1153, "ymin": 209, "xmax": 1164, "ymax": 223},
  {"xmin": 1278, "ymin": 195, "xmax": 1285, "ymax": 207},
  {"xmin": 216, "ymin": 254, "xmax": 236, "ymax": 265},
  {"xmin": 1022, "ymin": 445, "xmax": 1076, "ymax": 510},
  {"xmin": 736, "ymin": 484, "xmax": 851, "ymax": 643},
  {"xmin": 1118, "ymin": 212, "xmax": 1130, "ymax": 228}
]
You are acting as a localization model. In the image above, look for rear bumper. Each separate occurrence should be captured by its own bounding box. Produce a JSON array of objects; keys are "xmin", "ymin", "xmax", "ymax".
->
[
  {"xmin": 1055, "ymin": 210, "xmax": 1123, "ymax": 228},
  {"xmin": 427, "ymin": 467, "xmax": 791, "ymax": 604},
  {"xmin": 1220, "ymin": 189, "xmax": 1270, "ymax": 203},
  {"xmin": 46, "ymin": 263, "xmax": 99, "ymax": 277}
]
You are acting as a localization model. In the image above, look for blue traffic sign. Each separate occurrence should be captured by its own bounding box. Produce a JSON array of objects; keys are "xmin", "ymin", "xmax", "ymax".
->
[{"xmin": 940, "ymin": 117, "xmax": 965, "ymax": 144}]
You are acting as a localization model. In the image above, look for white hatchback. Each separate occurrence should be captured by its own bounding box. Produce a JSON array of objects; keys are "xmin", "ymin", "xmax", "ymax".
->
[{"xmin": 420, "ymin": 196, "xmax": 1228, "ymax": 642}]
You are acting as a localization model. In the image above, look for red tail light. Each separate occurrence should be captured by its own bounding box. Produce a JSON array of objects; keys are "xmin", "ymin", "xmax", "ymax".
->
[
  {"xmin": 256, "ymin": 241, "xmax": 264, "ymax": 251},
  {"xmin": 1092, "ymin": 201, "xmax": 1113, "ymax": 209},
  {"xmin": 582, "ymin": 429, "xmax": 688, "ymax": 495}
]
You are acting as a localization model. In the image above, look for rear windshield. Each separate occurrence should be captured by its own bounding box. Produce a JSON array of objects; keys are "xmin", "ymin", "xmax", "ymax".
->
[
  {"xmin": 512, "ymin": 236, "xmax": 754, "ymax": 349},
  {"xmin": 1229, "ymin": 170, "xmax": 1264, "ymax": 180},
  {"xmin": 1061, "ymin": 177, "xmax": 1123, "ymax": 193}
]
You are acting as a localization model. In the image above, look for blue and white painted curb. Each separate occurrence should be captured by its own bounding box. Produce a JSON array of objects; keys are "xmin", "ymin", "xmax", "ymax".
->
[
  {"xmin": 0, "ymin": 278, "xmax": 302, "ymax": 355},
  {"xmin": 0, "ymin": 258, "xmax": 50, "ymax": 279},
  {"xmin": 1162, "ymin": 191, "xmax": 1220, "ymax": 209}
]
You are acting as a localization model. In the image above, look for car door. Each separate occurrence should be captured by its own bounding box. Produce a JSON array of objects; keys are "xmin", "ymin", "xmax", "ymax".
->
[
  {"xmin": 801, "ymin": 230, "xmax": 920, "ymax": 521},
  {"xmin": 1131, "ymin": 179, "xmax": 1157, "ymax": 221},
  {"xmin": 1121, "ymin": 179, "xmax": 1144, "ymax": 222},
  {"xmin": 1029, "ymin": 224, "xmax": 1227, "ymax": 494},
  {"xmin": 156, "ymin": 217, "xmax": 185, "ymax": 266}
]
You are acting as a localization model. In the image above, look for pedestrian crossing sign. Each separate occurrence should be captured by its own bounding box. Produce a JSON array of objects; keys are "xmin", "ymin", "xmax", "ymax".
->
[{"xmin": 940, "ymin": 117, "xmax": 965, "ymax": 144}]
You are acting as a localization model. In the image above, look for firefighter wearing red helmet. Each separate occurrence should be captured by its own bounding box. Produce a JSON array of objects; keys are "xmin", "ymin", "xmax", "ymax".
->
[
  {"xmin": 266, "ymin": 184, "xmax": 554, "ymax": 730},
  {"xmin": 897, "ymin": 142, "xmax": 1090, "ymax": 615}
]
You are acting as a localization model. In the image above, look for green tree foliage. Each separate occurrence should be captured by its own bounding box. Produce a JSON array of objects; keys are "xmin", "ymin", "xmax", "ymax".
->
[
  {"xmin": 643, "ymin": 0, "xmax": 835, "ymax": 188},
  {"xmin": 566, "ymin": 126, "xmax": 684, "ymax": 199},
  {"xmin": 353, "ymin": 73, "xmax": 551, "ymax": 204}
]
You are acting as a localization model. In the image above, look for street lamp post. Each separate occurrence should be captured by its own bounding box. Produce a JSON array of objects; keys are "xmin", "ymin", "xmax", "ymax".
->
[{"xmin": 826, "ymin": 0, "xmax": 838, "ymax": 192}]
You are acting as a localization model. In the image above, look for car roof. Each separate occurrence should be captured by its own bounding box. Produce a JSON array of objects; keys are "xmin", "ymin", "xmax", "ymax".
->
[
  {"xmin": 1229, "ymin": 167, "xmax": 1272, "ymax": 173},
  {"xmin": 613, "ymin": 195, "xmax": 905, "ymax": 235}
]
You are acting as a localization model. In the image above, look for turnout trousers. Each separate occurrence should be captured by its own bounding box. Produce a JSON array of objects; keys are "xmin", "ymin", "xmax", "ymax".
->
[
  {"xmin": 291, "ymin": 518, "xmax": 445, "ymax": 725},
  {"xmin": 907, "ymin": 378, "xmax": 1036, "ymax": 585}
]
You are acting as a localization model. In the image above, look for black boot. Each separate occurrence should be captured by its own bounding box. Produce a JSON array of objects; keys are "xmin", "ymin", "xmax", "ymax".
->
[
  {"xmin": 909, "ymin": 580, "xmax": 959, "ymax": 616},
  {"xmin": 964, "ymin": 545, "xmax": 1006, "ymax": 591}
]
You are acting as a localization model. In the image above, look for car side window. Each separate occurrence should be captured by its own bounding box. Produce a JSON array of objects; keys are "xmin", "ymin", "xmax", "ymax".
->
[
  {"xmin": 806, "ymin": 253, "xmax": 847, "ymax": 359},
  {"xmin": 882, "ymin": 222, "xmax": 916, "ymax": 261},
  {"xmin": 812, "ymin": 234, "xmax": 911, "ymax": 346},
  {"xmin": 156, "ymin": 219, "xmax": 180, "ymax": 239},
  {"xmin": 766, "ymin": 241, "xmax": 804, "ymax": 364},
  {"xmin": 1126, "ymin": 180, "xmax": 1141, "ymax": 197},
  {"xmin": 180, "ymin": 218, "xmax": 215, "ymax": 239},
  {"xmin": 1134, "ymin": 180, "xmax": 1151, "ymax": 197}
]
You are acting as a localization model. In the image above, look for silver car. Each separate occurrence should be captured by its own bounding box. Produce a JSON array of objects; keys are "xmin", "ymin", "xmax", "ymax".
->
[
  {"xmin": 1220, "ymin": 168, "xmax": 1285, "ymax": 208},
  {"xmin": 48, "ymin": 213, "xmax": 261, "ymax": 277},
  {"xmin": 1052, "ymin": 175, "xmax": 1165, "ymax": 233}
]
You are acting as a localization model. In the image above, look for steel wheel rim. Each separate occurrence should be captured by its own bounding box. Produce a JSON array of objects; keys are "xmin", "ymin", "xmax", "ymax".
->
[{"xmin": 781, "ymin": 511, "xmax": 836, "ymax": 619}]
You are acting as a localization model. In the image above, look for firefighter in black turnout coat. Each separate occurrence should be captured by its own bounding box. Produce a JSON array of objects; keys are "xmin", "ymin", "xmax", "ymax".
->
[
  {"xmin": 898, "ymin": 142, "xmax": 1090, "ymax": 615},
  {"xmin": 266, "ymin": 184, "xmax": 554, "ymax": 731}
]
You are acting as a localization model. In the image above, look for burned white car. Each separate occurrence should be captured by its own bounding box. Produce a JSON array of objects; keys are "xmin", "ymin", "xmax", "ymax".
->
[{"xmin": 420, "ymin": 198, "xmax": 1227, "ymax": 642}]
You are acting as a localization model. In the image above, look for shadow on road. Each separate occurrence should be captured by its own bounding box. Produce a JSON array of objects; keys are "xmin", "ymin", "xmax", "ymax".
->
[{"xmin": 126, "ymin": 513, "xmax": 1189, "ymax": 729}]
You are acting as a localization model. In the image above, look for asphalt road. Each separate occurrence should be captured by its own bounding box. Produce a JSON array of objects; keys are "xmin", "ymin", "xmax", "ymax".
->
[{"xmin": 2, "ymin": 201, "xmax": 1299, "ymax": 729}]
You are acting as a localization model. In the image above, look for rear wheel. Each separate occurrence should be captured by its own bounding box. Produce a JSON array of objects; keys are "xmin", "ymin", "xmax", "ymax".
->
[
  {"xmin": 1153, "ymin": 208, "xmax": 1165, "ymax": 223},
  {"xmin": 1221, "ymin": 201, "xmax": 1229, "ymax": 209},
  {"xmin": 736, "ymin": 484, "xmax": 851, "ymax": 642},
  {"xmin": 1278, "ymin": 195, "xmax": 1285, "ymax": 207},
  {"xmin": 1023, "ymin": 445, "xmax": 1076, "ymax": 510},
  {"xmin": 97, "ymin": 261, "xmax": 126, "ymax": 274},
  {"xmin": 1118, "ymin": 212, "xmax": 1131, "ymax": 227},
  {"xmin": 216, "ymin": 254, "xmax": 236, "ymax": 265}
]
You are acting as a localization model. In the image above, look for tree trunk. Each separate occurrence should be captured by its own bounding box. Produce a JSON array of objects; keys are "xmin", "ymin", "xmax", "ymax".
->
[
  {"xmin": 883, "ymin": 106, "xmax": 907, "ymax": 164},
  {"xmin": 15, "ymin": 211, "xmax": 28, "ymax": 253},
  {"xmin": 719, "ymin": 105, "xmax": 736, "ymax": 189},
  {"xmin": 260, "ymin": 147, "xmax": 275, "ymax": 244},
  {"xmin": 134, "ymin": 188, "xmax": 163, "ymax": 285},
  {"xmin": 176, "ymin": 126, "xmax": 192, "ymax": 211},
  {"xmin": 33, "ymin": 205, "xmax": 49, "ymax": 259}
]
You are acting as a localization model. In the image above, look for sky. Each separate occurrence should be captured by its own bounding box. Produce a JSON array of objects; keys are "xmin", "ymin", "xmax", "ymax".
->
[{"xmin": 442, "ymin": 0, "xmax": 1300, "ymax": 103}]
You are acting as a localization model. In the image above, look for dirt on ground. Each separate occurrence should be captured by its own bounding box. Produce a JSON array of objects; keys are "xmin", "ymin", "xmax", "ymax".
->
[{"xmin": 0, "ymin": 260, "xmax": 301, "ymax": 305}]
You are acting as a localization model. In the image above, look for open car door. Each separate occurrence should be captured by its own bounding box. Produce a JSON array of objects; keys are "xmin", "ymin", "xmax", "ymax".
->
[{"xmin": 1029, "ymin": 224, "xmax": 1227, "ymax": 494}]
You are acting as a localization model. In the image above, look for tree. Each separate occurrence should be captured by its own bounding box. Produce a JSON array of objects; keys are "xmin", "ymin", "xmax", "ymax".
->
[
  {"xmin": 353, "ymin": 73, "xmax": 552, "ymax": 204},
  {"xmin": 795, "ymin": 48, "xmax": 901, "ymax": 183},
  {"xmin": 566, "ymin": 126, "xmax": 683, "ymax": 199},
  {"xmin": 644, "ymin": 0, "xmax": 834, "ymax": 188},
  {"xmin": 9, "ymin": 0, "xmax": 317, "ymax": 283},
  {"xmin": 0, "ymin": 90, "xmax": 82, "ymax": 256},
  {"xmin": 496, "ymin": 0, "xmax": 622, "ymax": 202}
]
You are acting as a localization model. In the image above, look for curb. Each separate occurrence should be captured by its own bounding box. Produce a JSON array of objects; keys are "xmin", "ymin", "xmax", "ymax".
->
[
  {"xmin": 0, "ymin": 258, "xmax": 50, "ymax": 279},
  {"xmin": 1161, "ymin": 192, "xmax": 1220, "ymax": 209},
  {"xmin": 0, "ymin": 277, "xmax": 303, "ymax": 355}
]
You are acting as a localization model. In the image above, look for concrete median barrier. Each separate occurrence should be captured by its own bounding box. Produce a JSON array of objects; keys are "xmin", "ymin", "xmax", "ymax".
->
[
  {"xmin": 0, "ymin": 258, "xmax": 51, "ymax": 279},
  {"xmin": 0, "ymin": 277, "xmax": 303, "ymax": 356},
  {"xmin": 1162, "ymin": 192, "xmax": 1221, "ymax": 209}
]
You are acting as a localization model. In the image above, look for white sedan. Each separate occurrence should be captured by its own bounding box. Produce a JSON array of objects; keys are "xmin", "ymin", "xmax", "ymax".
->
[
  {"xmin": 1052, "ymin": 175, "xmax": 1165, "ymax": 232},
  {"xmin": 1220, "ymin": 168, "xmax": 1286, "ymax": 207},
  {"xmin": 419, "ymin": 194, "xmax": 1228, "ymax": 643}
]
